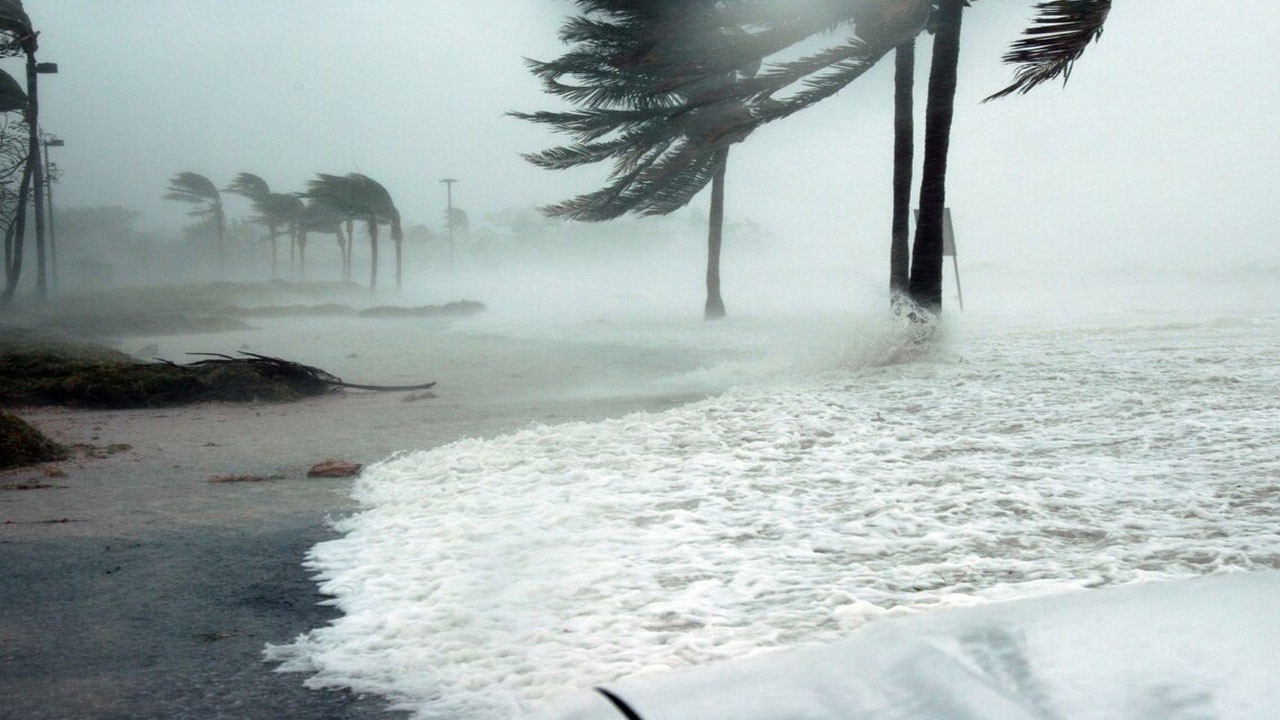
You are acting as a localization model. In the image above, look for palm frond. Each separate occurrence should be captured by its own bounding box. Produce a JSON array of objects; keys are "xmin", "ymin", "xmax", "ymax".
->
[
  {"xmin": 225, "ymin": 172, "xmax": 271, "ymax": 200},
  {"xmin": 0, "ymin": 0, "xmax": 33, "ymax": 57},
  {"xmin": 985, "ymin": 0, "xmax": 1111, "ymax": 101},
  {"xmin": 0, "ymin": 67, "xmax": 25, "ymax": 112},
  {"xmin": 305, "ymin": 172, "xmax": 399, "ymax": 237},
  {"xmin": 164, "ymin": 172, "xmax": 221, "ymax": 205}
]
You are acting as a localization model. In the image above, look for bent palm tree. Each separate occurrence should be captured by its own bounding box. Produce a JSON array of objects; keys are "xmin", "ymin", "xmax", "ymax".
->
[
  {"xmin": 298, "ymin": 198, "xmax": 346, "ymax": 282},
  {"xmin": 0, "ymin": 67, "xmax": 27, "ymax": 304},
  {"xmin": 225, "ymin": 173, "xmax": 283, "ymax": 277},
  {"xmin": 0, "ymin": 0, "xmax": 50, "ymax": 300},
  {"xmin": 516, "ymin": 2, "xmax": 773, "ymax": 319},
  {"xmin": 164, "ymin": 172, "xmax": 226, "ymax": 276},
  {"xmin": 306, "ymin": 173, "xmax": 403, "ymax": 291}
]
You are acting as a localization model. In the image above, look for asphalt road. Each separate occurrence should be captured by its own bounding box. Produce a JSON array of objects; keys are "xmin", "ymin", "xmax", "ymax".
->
[{"xmin": 1, "ymin": 512, "xmax": 406, "ymax": 720}]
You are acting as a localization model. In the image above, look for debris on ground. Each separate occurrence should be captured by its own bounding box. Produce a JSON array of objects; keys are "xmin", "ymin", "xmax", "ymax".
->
[{"xmin": 307, "ymin": 459, "xmax": 363, "ymax": 478}]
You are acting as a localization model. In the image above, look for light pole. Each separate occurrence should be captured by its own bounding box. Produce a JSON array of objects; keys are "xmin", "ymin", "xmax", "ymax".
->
[
  {"xmin": 42, "ymin": 135, "xmax": 63, "ymax": 291},
  {"xmin": 27, "ymin": 58, "xmax": 57, "ymax": 300},
  {"xmin": 440, "ymin": 178, "xmax": 458, "ymax": 266}
]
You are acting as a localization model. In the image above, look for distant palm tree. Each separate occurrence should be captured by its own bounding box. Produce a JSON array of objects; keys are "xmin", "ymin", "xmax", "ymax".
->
[
  {"xmin": 163, "ymin": 172, "xmax": 226, "ymax": 276},
  {"xmin": 225, "ymin": 173, "xmax": 283, "ymax": 278},
  {"xmin": 297, "ymin": 198, "xmax": 346, "ymax": 281},
  {"xmin": 306, "ymin": 173, "xmax": 403, "ymax": 290}
]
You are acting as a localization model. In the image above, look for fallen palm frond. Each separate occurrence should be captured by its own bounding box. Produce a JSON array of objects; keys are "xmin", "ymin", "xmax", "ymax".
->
[{"xmin": 0, "ymin": 346, "xmax": 435, "ymax": 409}]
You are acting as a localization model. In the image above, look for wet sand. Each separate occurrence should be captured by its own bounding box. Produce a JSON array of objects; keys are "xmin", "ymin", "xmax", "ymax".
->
[{"xmin": 1, "ymin": 323, "xmax": 717, "ymax": 719}]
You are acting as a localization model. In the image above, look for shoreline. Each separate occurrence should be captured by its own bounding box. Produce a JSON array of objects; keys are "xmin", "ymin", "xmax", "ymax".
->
[{"xmin": 1, "ymin": 319, "xmax": 718, "ymax": 719}]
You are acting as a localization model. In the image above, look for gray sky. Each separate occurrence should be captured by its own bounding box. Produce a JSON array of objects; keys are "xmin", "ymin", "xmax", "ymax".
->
[{"xmin": 28, "ymin": 0, "xmax": 1280, "ymax": 281}]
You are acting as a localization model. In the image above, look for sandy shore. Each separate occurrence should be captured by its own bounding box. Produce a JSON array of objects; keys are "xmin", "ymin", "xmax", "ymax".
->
[{"xmin": 1, "ymin": 320, "xmax": 719, "ymax": 719}]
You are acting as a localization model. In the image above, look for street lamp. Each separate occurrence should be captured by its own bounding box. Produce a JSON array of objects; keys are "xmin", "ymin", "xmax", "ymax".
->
[
  {"xmin": 27, "ymin": 59, "xmax": 57, "ymax": 299},
  {"xmin": 440, "ymin": 178, "xmax": 459, "ymax": 266},
  {"xmin": 42, "ymin": 136, "xmax": 64, "ymax": 291}
]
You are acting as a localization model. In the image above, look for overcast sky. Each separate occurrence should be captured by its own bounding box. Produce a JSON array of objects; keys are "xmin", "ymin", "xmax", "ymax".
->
[{"xmin": 26, "ymin": 1, "xmax": 1280, "ymax": 281}]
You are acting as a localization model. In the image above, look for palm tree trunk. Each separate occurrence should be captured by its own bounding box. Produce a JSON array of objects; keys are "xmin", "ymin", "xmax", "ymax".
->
[
  {"xmin": 334, "ymin": 227, "xmax": 346, "ymax": 282},
  {"xmin": 908, "ymin": 0, "xmax": 964, "ymax": 314},
  {"xmin": 344, "ymin": 219, "xmax": 354, "ymax": 283},
  {"xmin": 367, "ymin": 218, "xmax": 379, "ymax": 291},
  {"xmin": 2, "ymin": 162, "xmax": 34, "ymax": 303},
  {"xmin": 268, "ymin": 223, "xmax": 279, "ymax": 279},
  {"xmin": 704, "ymin": 148, "xmax": 729, "ymax": 320},
  {"xmin": 392, "ymin": 215, "xmax": 403, "ymax": 292},
  {"xmin": 890, "ymin": 39, "xmax": 915, "ymax": 306},
  {"xmin": 215, "ymin": 204, "xmax": 226, "ymax": 279}
]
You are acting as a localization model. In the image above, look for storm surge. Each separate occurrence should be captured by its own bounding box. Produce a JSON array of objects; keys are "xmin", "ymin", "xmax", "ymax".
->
[{"xmin": 267, "ymin": 310, "xmax": 1280, "ymax": 719}]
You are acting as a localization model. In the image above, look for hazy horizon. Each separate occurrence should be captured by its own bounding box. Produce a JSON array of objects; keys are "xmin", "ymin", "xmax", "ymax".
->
[{"xmin": 21, "ymin": 0, "xmax": 1280, "ymax": 300}]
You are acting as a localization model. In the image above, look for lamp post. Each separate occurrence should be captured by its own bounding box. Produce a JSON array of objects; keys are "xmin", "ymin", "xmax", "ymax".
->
[
  {"xmin": 26, "ymin": 58, "xmax": 57, "ymax": 299},
  {"xmin": 440, "ymin": 178, "xmax": 458, "ymax": 266},
  {"xmin": 42, "ymin": 135, "xmax": 63, "ymax": 291}
]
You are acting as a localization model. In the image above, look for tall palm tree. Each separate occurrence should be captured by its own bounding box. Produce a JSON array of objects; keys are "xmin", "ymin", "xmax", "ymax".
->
[
  {"xmin": 907, "ymin": 0, "xmax": 964, "ymax": 313},
  {"xmin": 0, "ymin": 67, "xmax": 27, "ymax": 305},
  {"xmin": 906, "ymin": 0, "xmax": 1111, "ymax": 314},
  {"xmin": 515, "ymin": 2, "xmax": 767, "ymax": 320},
  {"xmin": 306, "ymin": 173, "xmax": 403, "ymax": 291},
  {"xmin": 889, "ymin": 37, "xmax": 915, "ymax": 308},
  {"xmin": 0, "ymin": 0, "xmax": 49, "ymax": 300},
  {"xmin": 163, "ymin": 172, "xmax": 226, "ymax": 276}
]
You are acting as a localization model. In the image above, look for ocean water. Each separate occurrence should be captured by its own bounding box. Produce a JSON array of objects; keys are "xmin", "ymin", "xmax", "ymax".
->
[{"xmin": 266, "ymin": 304, "xmax": 1280, "ymax": 719}]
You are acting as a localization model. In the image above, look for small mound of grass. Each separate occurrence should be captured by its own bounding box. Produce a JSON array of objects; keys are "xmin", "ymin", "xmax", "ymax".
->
[{"xmin": 0, "ymin": 410, "xmax": 68, "ymax": 470}]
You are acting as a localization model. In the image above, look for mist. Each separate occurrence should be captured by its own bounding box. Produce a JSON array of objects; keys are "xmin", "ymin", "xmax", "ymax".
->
[
  {"xmin": 15, "ymin": 0, "xmax": 1271, "ymax": 328},
  {"xmin": 5, "ymin": 4, "xmax": 1280, "ymax": 719}
]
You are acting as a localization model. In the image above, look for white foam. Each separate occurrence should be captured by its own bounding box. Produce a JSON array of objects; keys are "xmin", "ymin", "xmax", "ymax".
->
[{"xmin": 267, "ymin": 311, "xmax": 1280, "ymax": 719}]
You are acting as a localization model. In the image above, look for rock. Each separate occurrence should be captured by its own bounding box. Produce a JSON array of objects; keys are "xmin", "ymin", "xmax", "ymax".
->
[{"xmin": 307, "ymin": 458, "xmax": 363, "ymax": 478}]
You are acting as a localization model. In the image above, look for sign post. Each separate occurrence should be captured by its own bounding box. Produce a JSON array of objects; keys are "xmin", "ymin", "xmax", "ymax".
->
[
  {"xmin": 912, "ymin": 207, "xmax": 964, "ymax": 311},
  {"xmin": 942, "ymin": 208, "xmax": 963, "ymax": 311}
]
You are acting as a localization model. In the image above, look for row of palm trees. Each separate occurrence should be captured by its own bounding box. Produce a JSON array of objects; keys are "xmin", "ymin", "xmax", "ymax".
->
[
  {"xmin": 164, "ymin": 171, "xmax": 403, "ymax": 290},
  {"xmin": 519, "ymin": 0, "xmax": 1112, "ymax": 320}
]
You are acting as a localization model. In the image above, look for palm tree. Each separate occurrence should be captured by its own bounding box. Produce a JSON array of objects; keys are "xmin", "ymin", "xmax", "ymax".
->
[
  {"xmin": 0, "ymin": 0, "xmax": 49, "ymax": 301},
  {"xmin": 907, "ymin": 0, "xmax": 1111, "ymax": 314},
  {"xmin": 516, "ymin": 2, "xmax": 770, "ymax": 320},
  {"xmin": 889, "ymin": 37, "xmax": 915, "ymax": 308},
  {"xmin": 522, "ymin": 1, "xmax": 1114, "ymax": 318},
  {"xmin": 225, "ymin": 173, "xmax": 283, "ymax": 277},
  {"xmin": 297, "ymin": 198, "xmax": 346, "ymax": 281},
  {"xmin": 0, "ymin": 67, "xmax": 27, "ymax": 305},
  {"xmin": 306, "ymin": 173, "xmax": 403, "ymax": 291},
  {"xmin": 163, "ymin": 172, "xmax": 226, "ymax": 276},
  {"xmin": 906, "ymin": 0, "xmax": 964, "ymax": 314}
]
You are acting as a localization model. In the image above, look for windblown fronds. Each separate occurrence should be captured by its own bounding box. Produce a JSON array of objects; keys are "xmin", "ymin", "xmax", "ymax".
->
[{"xmin": 985, "ymin": 0, "xmax": 1111, "ymax": 101}]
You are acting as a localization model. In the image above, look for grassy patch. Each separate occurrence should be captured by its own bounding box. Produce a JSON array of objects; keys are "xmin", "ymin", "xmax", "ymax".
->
[{"xmin": 0, "ymin": 410, "xmax": 69, "ymax": 470}]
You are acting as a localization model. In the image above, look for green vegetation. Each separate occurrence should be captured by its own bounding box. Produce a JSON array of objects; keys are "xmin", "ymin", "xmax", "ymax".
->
[
  {"xmin": 0, "ymin": 409, "xmax": 67, "ymax": 470},
  {"xmin": 0, "ymin": 336, "xmax": 339, "ymax": 408}
]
